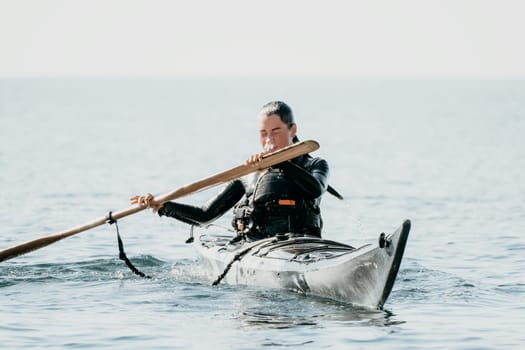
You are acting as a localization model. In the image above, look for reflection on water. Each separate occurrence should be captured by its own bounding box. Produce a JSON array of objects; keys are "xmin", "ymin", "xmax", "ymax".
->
[{"xmin": 232, "ymin": 289, "xmax": 404, "ymax": 330}]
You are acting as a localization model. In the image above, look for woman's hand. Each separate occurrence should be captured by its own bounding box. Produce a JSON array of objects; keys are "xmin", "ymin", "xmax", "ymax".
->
[
  {"xmin": 245, "ymin": 152, "xmax": 266, "ymax": 167},
  {"xmin": 130, "ymin": 193, "xmax": 162, "ymax": 212}
]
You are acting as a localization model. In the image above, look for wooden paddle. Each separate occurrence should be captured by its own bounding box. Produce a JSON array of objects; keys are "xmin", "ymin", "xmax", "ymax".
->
[{"xmin": 0, "ymin": 140, "xmax": 319, "ymax": 263}]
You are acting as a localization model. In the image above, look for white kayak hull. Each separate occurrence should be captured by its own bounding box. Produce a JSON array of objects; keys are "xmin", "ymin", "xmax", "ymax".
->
[{"xmin": 193, "ymin": 220, "xmax": 410, "ymax": 309}]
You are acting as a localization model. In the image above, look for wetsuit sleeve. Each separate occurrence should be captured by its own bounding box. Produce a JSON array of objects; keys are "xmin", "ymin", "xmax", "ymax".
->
[
  {"xmin": 277, "ymin": 157, "xmax": 329, "ymax": 199},
  {"xmin": 157, "ymin": 180, "xmax": 245, "ymax": 225}
]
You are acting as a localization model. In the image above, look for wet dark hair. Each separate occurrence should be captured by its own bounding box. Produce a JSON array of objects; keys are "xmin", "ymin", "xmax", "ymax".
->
[
  {"xmin": 259, "ymin": 101, "xmax": 299, "ymax": 142},
  {"xmin": 259, "ymin": 101, "xmax": 295, "ymax": 127}
]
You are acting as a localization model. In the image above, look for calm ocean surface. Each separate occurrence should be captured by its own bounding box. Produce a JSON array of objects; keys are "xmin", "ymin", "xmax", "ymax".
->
[{"xmin": 1, "ymin": 79, "xmax": 524, "ymax": 349}]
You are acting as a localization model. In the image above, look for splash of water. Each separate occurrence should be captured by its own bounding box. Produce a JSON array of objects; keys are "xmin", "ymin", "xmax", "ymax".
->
[{"xmin": 263, "ymin": 137, "xmax": 274, "ymax": 152}]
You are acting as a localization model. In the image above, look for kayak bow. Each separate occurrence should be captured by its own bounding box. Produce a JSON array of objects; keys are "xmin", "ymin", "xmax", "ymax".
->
[{"xmin": 193, "ymin": 220, "xmax": 410, "ymax": 309}]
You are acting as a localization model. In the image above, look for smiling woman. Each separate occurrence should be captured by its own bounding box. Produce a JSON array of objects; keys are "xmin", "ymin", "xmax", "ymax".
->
[{"xmin": 1, "ymin": 0, "xmax": 524, "ymax": 78}]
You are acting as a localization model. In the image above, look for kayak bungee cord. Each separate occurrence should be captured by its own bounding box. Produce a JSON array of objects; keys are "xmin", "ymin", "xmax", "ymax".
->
[
  {"xmin": 106, "ymin": 211, "xmax": 151, "ymax": 279},
  {"xmin": 211, "ymin": 237, "xmax": 278, "ymax": 286}
]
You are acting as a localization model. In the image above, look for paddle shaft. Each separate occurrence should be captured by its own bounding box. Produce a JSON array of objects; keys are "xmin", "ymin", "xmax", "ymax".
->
[{"xmin": 0, "ymin": 140, "xmax": 319, "ymax": 263}]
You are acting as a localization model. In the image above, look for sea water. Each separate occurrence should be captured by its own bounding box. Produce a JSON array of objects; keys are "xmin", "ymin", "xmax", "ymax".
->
[{"xmin": 1, "ymin": 79, "xmax": 524, "ymax": 349}]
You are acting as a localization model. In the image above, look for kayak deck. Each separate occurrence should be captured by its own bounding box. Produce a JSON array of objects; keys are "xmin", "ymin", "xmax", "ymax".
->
[{"xmin": 200, "ymin": 235, "xmax": 357, "ymax": 263}]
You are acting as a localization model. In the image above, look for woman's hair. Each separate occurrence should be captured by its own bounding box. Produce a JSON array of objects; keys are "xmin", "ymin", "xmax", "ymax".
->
[
  {"xmin": 259, "ymin": 101, "xmax": 299, "ymax": 142},
  {"xmin": 259, "ymin": 101, "xmax": 294, "ymax": 127}
]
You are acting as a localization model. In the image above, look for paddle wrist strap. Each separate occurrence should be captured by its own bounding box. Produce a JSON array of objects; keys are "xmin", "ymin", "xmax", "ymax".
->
[{"xmin": 106, "ymin": 211, "xmax": 151, "ymax": 279}]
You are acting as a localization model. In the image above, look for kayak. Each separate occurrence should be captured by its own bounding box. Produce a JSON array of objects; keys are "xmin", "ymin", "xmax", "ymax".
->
[{"xmin": 193, "ymin": 219, "xmax": 410, "ymax": 309}]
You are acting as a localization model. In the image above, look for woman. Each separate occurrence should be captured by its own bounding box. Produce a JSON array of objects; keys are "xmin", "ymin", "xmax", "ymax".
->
[{"xmin": 131, "ymin": 101, "xmax": 329, "ymax": 239}]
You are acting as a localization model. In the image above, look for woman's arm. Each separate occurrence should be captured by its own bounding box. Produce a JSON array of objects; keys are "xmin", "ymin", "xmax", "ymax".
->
[
  {"xmin": 277, "ymin": 157, "xmax": 329, "ymax": 199},
  {"xmin": 157, "ymin": 180, "xmax": 246, "ymax": 225}
]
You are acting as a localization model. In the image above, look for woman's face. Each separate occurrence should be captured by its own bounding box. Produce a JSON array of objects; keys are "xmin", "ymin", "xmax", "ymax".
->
[{"xmin": 258, "ymin": 114, "xmax": 297, "ymax": 152}]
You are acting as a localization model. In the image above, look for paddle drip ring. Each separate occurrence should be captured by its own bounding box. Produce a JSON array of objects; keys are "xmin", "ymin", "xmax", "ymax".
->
[{"xmin": 106, "ymin": 211, "xmax": 151, "ymax": 279}]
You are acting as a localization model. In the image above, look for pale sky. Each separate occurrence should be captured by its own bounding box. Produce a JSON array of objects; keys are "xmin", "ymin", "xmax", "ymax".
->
[{"xmin": 1, "ymin": 0, "xmax": 524, "ymax": 78}]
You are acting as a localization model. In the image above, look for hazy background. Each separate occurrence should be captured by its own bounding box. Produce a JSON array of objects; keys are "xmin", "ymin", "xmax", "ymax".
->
[{"xmin": 1, "ymin": 0, "xmax": 525, "ymax": 79}]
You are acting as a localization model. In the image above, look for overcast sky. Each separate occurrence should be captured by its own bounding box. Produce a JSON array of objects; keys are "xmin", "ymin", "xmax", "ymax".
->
[{"xmin": 1, "ymin": 0, "xmax": 524, "ymax": 78}]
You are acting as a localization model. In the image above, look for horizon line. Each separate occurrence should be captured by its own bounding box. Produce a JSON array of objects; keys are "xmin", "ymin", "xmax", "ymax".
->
[{"xmin": 1, "ymin": 74, "xmax": 525, "ymax": 81}]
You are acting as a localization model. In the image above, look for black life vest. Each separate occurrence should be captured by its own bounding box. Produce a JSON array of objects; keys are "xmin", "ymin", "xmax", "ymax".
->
[{"xmin": 232, "ymin": 167, "xmax": 322, "ymax": 238}]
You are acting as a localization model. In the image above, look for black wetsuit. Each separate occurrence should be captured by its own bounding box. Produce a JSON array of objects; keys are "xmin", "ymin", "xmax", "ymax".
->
[{"xmin": 158, "ymin": 155, "xmax": 329, "ymax": 238}]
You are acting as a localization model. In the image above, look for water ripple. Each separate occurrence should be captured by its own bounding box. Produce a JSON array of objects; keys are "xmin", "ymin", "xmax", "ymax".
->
[{"xmin": 0, "ymin": 255, "xmax": 170, "ymax": 287}]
